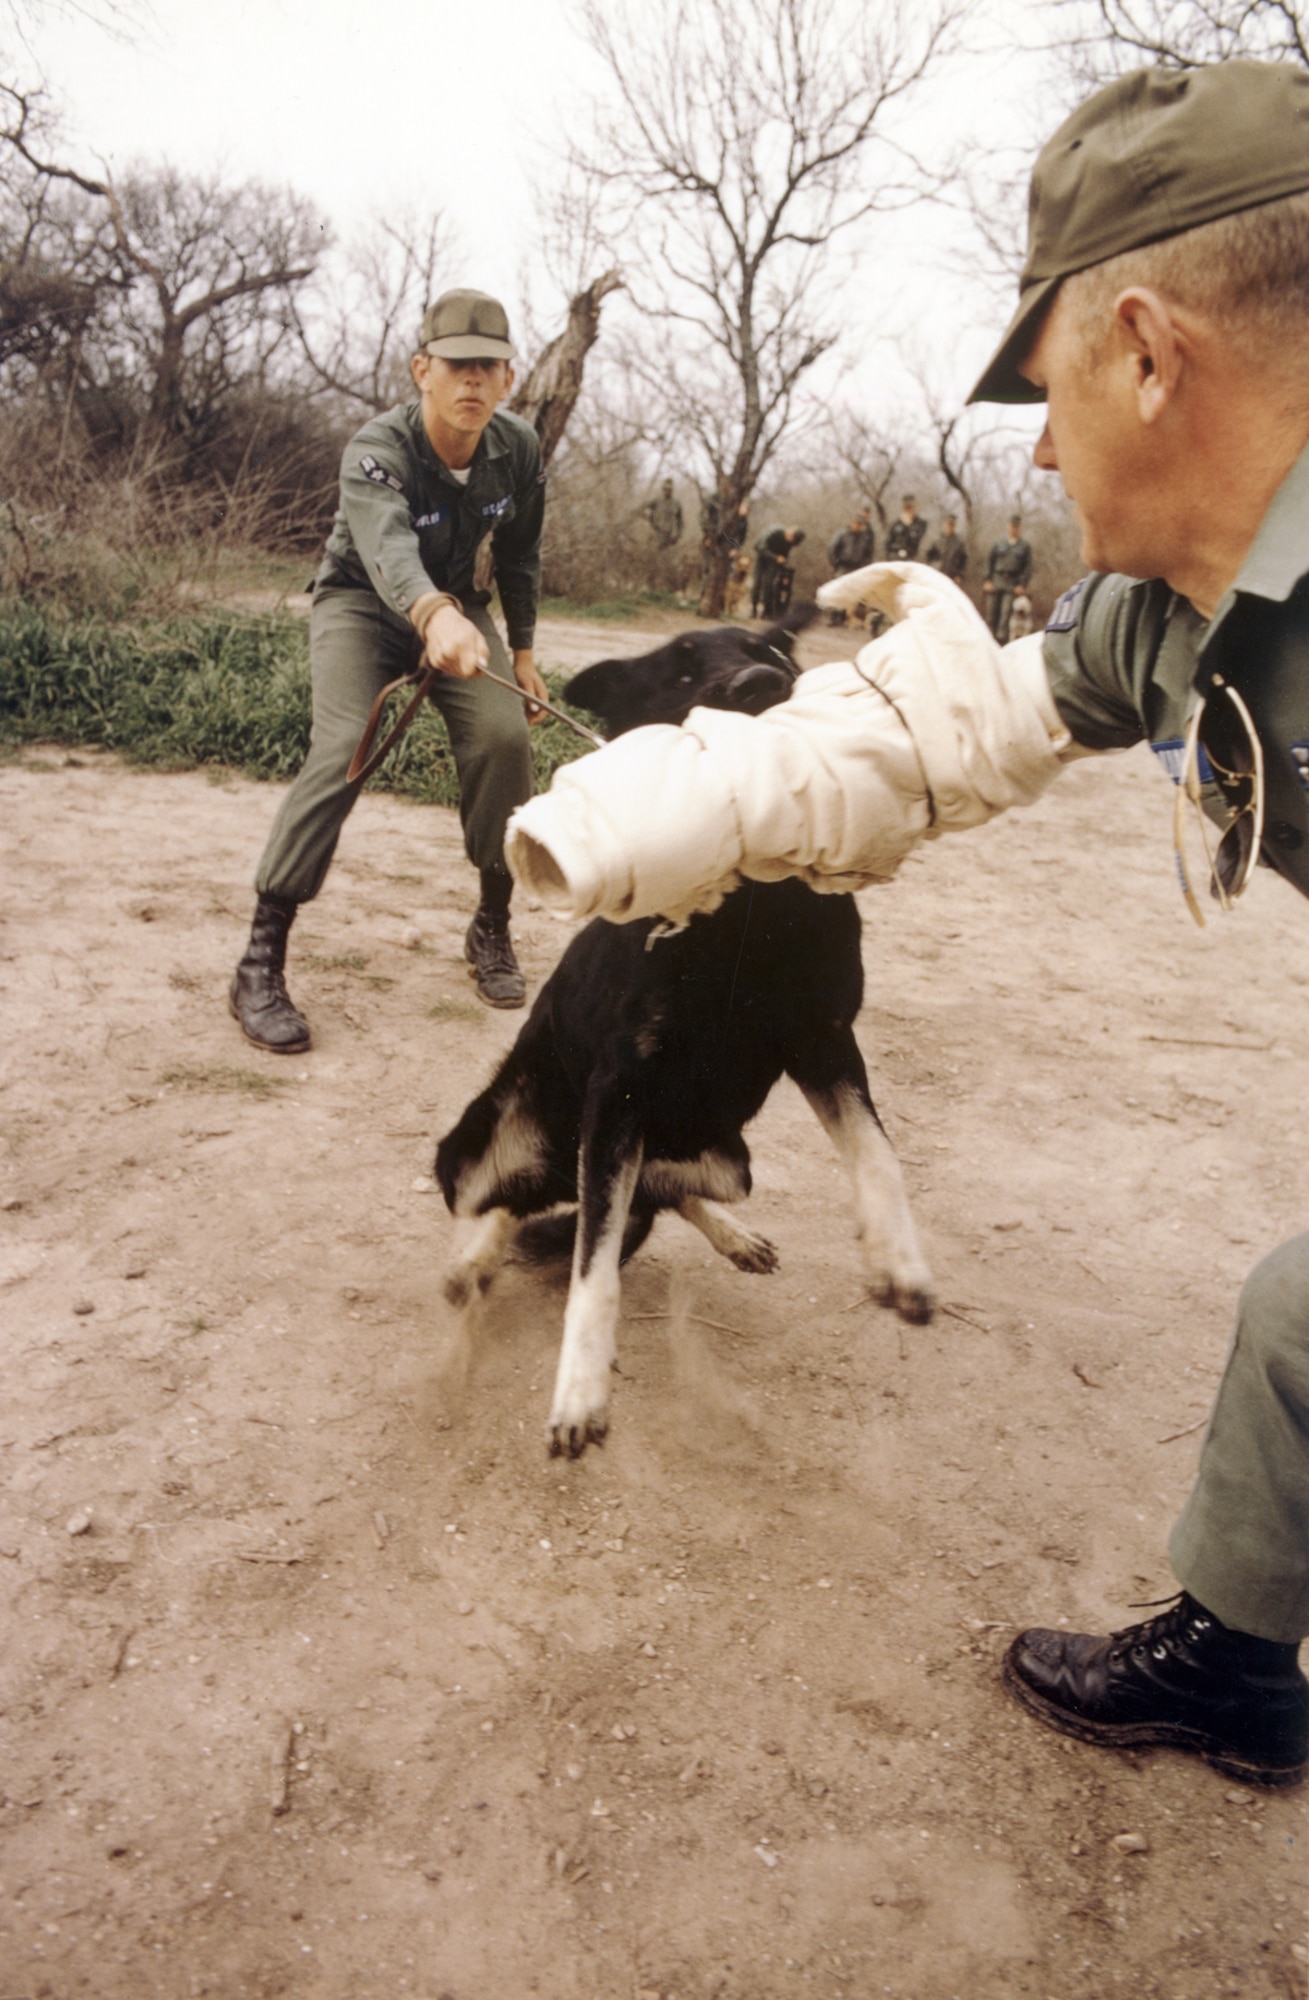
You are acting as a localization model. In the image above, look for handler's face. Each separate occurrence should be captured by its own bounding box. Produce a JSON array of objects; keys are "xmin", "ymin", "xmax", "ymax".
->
[
  {"xmin": 411, "ymin": 354, "xmax": 513, "ymax": 444},
  {"xmin": 1022, "ymin": 289, "xmax": 1154, "ymax": 578}
]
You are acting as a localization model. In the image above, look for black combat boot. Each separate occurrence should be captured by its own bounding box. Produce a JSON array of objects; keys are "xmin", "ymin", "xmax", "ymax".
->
[
  {"xmin": 464, "ymin": 867, "xmax": 526, "ymax": 1010},
  {"xmin": 229, "ymin": 894, "xmax": 312, "ymax": 1054},
  {"xmin": 1003, "ymin": 1591, "xmax": 1308, "ymax": 1785}
]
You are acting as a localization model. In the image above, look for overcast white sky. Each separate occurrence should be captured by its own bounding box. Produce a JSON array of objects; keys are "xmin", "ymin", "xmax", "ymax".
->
[{"xmin": 16, "ymin": 0, "xmax": 1055, "ymax": 448}]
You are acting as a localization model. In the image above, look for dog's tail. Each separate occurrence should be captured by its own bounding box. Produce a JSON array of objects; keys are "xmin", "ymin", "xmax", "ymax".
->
[
  {"xmin": 513, "ymin": 1208, "xmax": 656, "ymax": 1266},
  {"xmin": 775, "ymin": 599, "xmax": 819, "ymax": 636}
]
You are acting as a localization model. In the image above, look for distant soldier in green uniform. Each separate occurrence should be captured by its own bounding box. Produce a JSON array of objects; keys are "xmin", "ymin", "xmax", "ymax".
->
[
  {"xmin": 884, "ymin": 493, "xmax": 927, "ymax": 563},
  {"xmin": 643, "ymin": 479, "xmax": 684, "ymax": 550},
  {"xmin": 825, "ymin": 508, "xmax": 875, "ymax": 624},
  {"xmin": 643, "ymin": 478, "xmax": 684, "ymax": 592},
  {"xmin": 982, "ymin": 514, "xmax": 1034, "ymax": 641},
  {"xmin": 229, "ymin": 288, "xmax": 550, "ymax": 1045},
  {"xmin": 926, "ymin": 512, "xmax": 968, "ymax": 586},
  {"xmin": 751, "ymin": 525, "xmax": 804, "ymax": 618}
]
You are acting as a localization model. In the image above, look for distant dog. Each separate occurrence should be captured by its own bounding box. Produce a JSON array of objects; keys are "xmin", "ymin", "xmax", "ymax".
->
[
  {"xmin": 724, "ymin": 551, "xmax": 753, "ymax": 620},
  {"xmin": 436, "ymin": 607, "xmax": 935, "ymax": 1456}
]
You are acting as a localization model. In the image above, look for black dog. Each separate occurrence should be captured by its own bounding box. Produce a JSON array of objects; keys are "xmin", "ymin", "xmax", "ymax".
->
[{"xmin": 436, "ymin": 608, "xmax": 935, "ymax": 1457}]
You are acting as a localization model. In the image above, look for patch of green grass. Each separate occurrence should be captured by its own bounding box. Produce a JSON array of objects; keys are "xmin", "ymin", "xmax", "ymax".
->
[
  {"xmin": 427, "ymin": 996, "xmax": 484, "ymax": 1024},
  {"xmin": 0, "ymin": 602, "xmax": 594, "ymax": 806},
  {"xmin": 541, "ymin": 590, "xmax": 682, "ymax": 623},
  {"xmin": 160, "ymin": 1063, "xmax": 288, "ymax": 1099}
]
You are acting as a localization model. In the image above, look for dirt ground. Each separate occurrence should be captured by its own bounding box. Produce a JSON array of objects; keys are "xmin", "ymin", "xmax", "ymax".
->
[{"xmin": 2, "ymin": 608, "xmax": 1307, "ymax": 2000}]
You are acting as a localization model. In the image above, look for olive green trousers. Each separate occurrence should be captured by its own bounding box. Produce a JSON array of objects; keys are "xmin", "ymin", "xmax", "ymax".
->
[
  {"xmin": 1169, "ymin": 1231, "xmax": 1309, "ymax": 1643},
  {"xmin": 255, "ymin": 587, "xmax": 532, "ymax": 904}
]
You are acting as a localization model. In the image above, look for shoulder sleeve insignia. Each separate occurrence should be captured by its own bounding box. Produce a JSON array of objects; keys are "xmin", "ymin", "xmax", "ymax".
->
[
  {"xmin": 1046, "ymin": 578, "xmax": 1088, "ymax": 633},
  {"xmin": 359, "ymin": 453, "xmax": 404, "ymax": 494}
]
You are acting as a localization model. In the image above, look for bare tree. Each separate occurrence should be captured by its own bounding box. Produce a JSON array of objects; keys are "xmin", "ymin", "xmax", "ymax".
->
[
  {"xmin": 292, "ymin": 209, "xmax": 449, "ymax": 416},
  {"xmin": 1057, "ymin": 0, "xmax": 1308, "ymax": 82},
  {"xmin": 569, "ymin": 0, "xmax": 968, "ymax": 615},
  {"xmin": 1, "ymin": 86, "xmax": 321, "ymax": 447},
  {"xmin": 108, "ymin": 167, "xmax": 320, "ymax": 442},
  {"xmin": 823, "ymin": 407, "xmax": 901, "ymax": 535},
  {"xmin": 0, "ymin": 104, "xmax": 114, "ymax": 394}
]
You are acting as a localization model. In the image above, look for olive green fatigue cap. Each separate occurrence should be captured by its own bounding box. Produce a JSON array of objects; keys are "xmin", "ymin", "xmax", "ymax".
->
[
  {"xmin": 969, "ymin": 59, "xmax": 1309, "ymax": 405},
  {"xmin": 419, "ymin": 288, "xmax": 514, "ymax": 360}
]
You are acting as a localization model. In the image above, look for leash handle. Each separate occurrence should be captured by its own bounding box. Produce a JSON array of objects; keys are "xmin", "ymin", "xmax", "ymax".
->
[
  {"xmin": 346, "ymin": 658, "xmax": 605, "ymax": 788},
  {"xmin": 346, "ymin": 666, "xmax": 437, "ymax": 785}
]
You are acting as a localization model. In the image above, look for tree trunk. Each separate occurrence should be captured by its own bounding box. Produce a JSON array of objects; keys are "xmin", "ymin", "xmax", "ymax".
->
[
  {"xmin": 698, "ymin": 534, "xmax": 734, "ymax": 620},
  {"xmin": 510, "ymin": 271, "xmax": 622, "ymax": 468},
  {"xmin": 697, "ymin": 472, "xmax": 752, "ymax": 620}
]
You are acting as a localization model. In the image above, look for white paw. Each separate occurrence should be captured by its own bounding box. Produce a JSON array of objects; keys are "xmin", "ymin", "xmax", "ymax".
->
[{"xmin": 546, "ymin": 1373, "xmax": 611, "ymax": 1459}]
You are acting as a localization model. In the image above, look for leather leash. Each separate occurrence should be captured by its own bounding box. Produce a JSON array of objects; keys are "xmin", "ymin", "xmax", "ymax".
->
[{"xmin": 347, "ymin": 661, "xmax": 605, "ymax": 787}]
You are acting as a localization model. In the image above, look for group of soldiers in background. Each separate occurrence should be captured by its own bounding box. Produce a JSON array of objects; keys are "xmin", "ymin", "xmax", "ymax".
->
[
  {"xmin": 643, "ymin": 478, "xmax": 1037, "ymax": 644},
  {"xmin": 826, "ymin": 494, "xmax": 1034, "ymax": 641}
]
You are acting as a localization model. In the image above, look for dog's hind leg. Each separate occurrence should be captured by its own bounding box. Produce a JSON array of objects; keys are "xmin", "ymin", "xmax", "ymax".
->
[
  {"xmin": 547, "ymin": 1103, "xmax": 644, "ymax": 1459},
  {"xmin": 444, "ymin": 1207, "xmax": 517, "ymax": 1309},
  {"xmin": 791, "ymin": 1036, "xmax": 935, "ymax": 1323},
  {"xmin": 678, "ymin": 1195, "xmax": 779, "ymax": 1274}
]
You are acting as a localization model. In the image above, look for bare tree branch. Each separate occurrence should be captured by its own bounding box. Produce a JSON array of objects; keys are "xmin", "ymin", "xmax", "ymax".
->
[
  {"xmin": 1054, "ymin": 0, "xmax": 1309, "ymax": 81},
  {"xmin": 568, "ymin": 0, "xmax": 969, "ymax": 614}
]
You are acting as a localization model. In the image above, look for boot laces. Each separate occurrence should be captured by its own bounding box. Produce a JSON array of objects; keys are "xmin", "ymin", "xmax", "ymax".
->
[
  {"xmin": 475, "ymin": 913, "xmax": 519, "ymax": 977},
  {"xmin": 1108, "ymin": 1593, "xmax": 1212, "ymax": 1664}
]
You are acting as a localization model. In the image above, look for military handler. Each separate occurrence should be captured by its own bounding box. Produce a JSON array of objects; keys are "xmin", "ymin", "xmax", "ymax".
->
[
  {"xmin": 826, "ymin": 508, "xmax": 876, "ymax": 624},
  {"xmin": 884, "ymin": 493, "xmax": 927, "ymax": 563},
  {"xmin": 967, "ymin": 59, "xmax": 1309, "ymax": 1784},
  {"xmin": 982, "ymin": 513, "xmax": 1034, "ymax": 642},
  {"xmin": 230, "ymin": 288, "xmax": 549, "ymax": 1043},
  {"xmin": 751, "ymin": 524, "xmax": 805, "ymax": 619},
  {"xmin": 926, "ymin": 511, "xmax": 968, "ymax": 586},
  {"xmin": 643, "ymin": 478, "xmax": 684, "ymax": 550},
  {"xmin": 504, "ymin": 59, "xmax": 1309, "ymax": 1785}
]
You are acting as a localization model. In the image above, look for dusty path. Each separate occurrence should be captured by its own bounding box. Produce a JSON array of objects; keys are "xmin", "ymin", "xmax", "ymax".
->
[{"xmin": 1, "ymin": 611, "xmax": 1307, "ymax": 1999}]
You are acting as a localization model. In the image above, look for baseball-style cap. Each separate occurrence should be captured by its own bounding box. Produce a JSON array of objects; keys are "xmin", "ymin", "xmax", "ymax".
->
[
  {"xmin": 969, "ymin": 60, "xmax": 1309, "ymax": 404},
  {"xmin": 419, "ymin": 288, "xmax": 514, "ymax": 360}
]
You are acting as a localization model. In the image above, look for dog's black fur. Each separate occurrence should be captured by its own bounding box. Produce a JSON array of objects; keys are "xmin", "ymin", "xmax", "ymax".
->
[{"xmin": 436, "ymin": 606, "xmax": 934, "ymax": 1456}]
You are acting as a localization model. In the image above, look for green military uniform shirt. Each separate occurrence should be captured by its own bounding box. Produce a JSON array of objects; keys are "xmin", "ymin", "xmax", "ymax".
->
[
  {"xmin": 1042, "ymin": 441, "xmax": 1309, "ymax": 902},
  {"xmin": 987, "ymin": 536, "xmax": 1033, "ymax": 592},
  {"xmin": 316, "ymin": 402, "xmax": 545, "ymax": 652},
  {"xmin": 928, "ymin": 530, "xmax": 967, "ymax": 582}
]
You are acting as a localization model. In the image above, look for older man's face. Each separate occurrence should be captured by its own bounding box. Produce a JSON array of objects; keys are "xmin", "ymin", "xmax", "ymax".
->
[{"xmin": 1022, "ymin": 289, "xmax": 1156, "ymax": 579}]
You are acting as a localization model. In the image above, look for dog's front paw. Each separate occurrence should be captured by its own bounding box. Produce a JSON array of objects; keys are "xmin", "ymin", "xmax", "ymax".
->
[
  {"xmin": 546, "ymin": 1376, "xmax": 611, "ymax": 1459},
  {"xmin": 443, "ymin": 1267, "xmax": 473, "ymax": 1308},
  {"xmin": 867, "ymin": 1268, "xmax": 937, "ymax": 1324},
  {"xmin": 443, "ymin": 1264, "xmax": 496, "ymax": 1309},
  {"xmin": 728, "ymin": 1229, "xmax": 779, "ymax": 1274}
]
